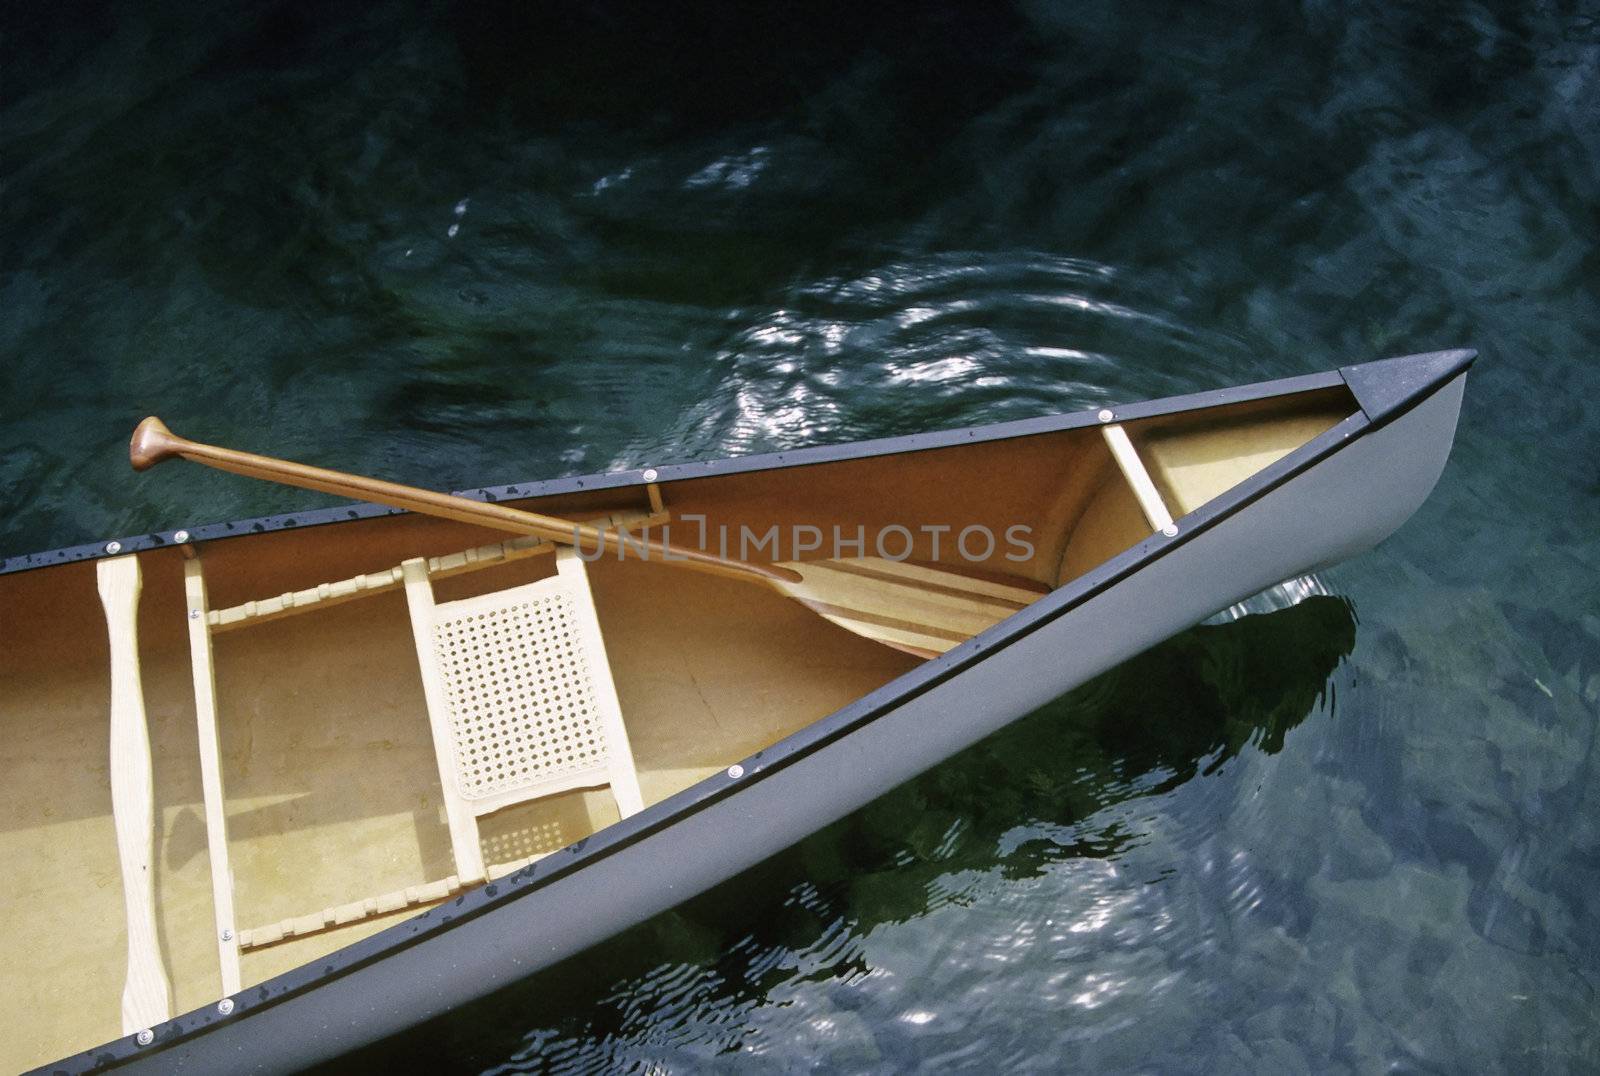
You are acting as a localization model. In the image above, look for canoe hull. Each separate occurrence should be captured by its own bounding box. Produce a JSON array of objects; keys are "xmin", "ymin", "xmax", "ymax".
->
[{"xmin": 80, "ymin": 365, "xmax": 1466, "ymax": 1074}]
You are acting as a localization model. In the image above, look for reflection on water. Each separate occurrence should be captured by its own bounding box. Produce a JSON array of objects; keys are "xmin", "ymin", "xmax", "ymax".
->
[
  {"xmin": 326, "ymin": 598, "xmax": 1357, "ymax": 1072},
  {"xmin": 1208, "ymin": 574, "xmax": 1332, "ymax": 623},
  {"xmin": 676, "ymin": 252, "xmax": 1227, "ymax": 458}
]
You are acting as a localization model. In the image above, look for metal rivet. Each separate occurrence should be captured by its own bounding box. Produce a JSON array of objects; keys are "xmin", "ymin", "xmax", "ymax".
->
[
  {"xmin": 174, "ymin": 529, "xmax": 190, "ymax": 544},
  {"xmin": 105, "ymin": 540, "xmax": 123, "ymax": 554},
  {"xmin": 220, "ymin": 927, "xmax": 233, "ymax": 941},
  {"xmin": 190, "ymin": 609, "xmax": 202, "ymax": 620},
  {"xmin": 1097, "ymin": 409, "xmax": 1114, "ymax": 424},
  {"xmin": 642, "ymin": 468, "xmax": 658, "ymax": 483},
  {"xmin": 218, "ymin": 998, "xmax": 235, "ymax": 1015},
  {"xmin": 727, "ymin": 764, "xmax": 744, "ymax": 779},
  {"xmin": 135, "ymin": 1029, "xmax": 153, "ymax": 1046},
  {"xmin": 1162, "ymin": 523, "xmax": 1179, "ymax": 537}
]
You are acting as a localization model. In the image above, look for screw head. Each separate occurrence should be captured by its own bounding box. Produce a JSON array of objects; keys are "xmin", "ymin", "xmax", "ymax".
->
[
  {"xmin": 173, "ymin": 529, "xmax": 190, "ymax": 544},
  {"xmin": 105, "ymin": 540, "xmax": 123, "ymax": 554},
  {"xmin": 1162, "ymin": 523, "xmax": 1179, "ymax": 537},
  {"xmin": 220, "ymin": 927, "xmax": 233, "ymax": 941},
  {"xmin": 135, "ymin": 1029, "xmax": 154, "ymax": 1046},
  {"xmin": 1097, "ymin": 409, "xmax": 1114, "ymax": 423},
  {"xmin": 190, "ymin": 609, "xmax": 202, "ymax": 620},
  {"xmin": 642, "ymin": 468, "xmax": 659, "ymax": 483},
  {"xmin": 727, "ymin": 764, "xmax": 744, "ymax": 779},
  {"xmin": 218, "ymin": 998, "xmax": 235, "ymax": 1015}
]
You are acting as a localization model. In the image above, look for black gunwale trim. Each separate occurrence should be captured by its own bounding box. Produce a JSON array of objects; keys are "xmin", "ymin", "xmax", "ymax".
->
[{"xmin": 48, "ymin": 350, "xmax": 1473, "ymax": 1072}]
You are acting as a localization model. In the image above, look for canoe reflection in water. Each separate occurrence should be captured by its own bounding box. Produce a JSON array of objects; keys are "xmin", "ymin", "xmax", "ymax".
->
[{"xmin": 334, "ymin": 593, "xmax": 1357, "ymax": 1070}]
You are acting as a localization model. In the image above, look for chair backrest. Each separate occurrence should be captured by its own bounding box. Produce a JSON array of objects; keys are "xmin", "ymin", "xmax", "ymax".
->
[{"xmin": 403, "ymin": 548, "xmax": 643, "ymax": 883}]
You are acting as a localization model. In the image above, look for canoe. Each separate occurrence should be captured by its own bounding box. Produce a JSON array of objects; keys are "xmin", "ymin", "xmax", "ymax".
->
[{"xmin": 2, "ymin": 348, "xmax": 1472, "ymax": 1073}]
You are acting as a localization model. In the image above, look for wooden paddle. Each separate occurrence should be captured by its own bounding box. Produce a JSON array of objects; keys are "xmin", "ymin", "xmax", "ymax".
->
[
  {"xmin": 128, "ymin": 417, "xmax": 800, "ymax": 586},
  {"xmin": 129, "ymin": 418, "xmax": 1045, "ymax": 658}
]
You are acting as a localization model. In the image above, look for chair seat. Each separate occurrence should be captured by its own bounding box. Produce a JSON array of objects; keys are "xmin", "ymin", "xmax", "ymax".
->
[
  {"xmin": 403, "ymin": 547, "xmax": 643, "ymax": 883},
  {"xmin": 423, "ymin": 573, "xmax": 624, "ymax": 810}
]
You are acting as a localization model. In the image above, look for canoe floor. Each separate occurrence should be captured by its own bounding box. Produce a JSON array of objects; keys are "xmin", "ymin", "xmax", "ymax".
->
[{"xmin": 1, "ymin": 546, "xmax": 923, "ymax": 1068}]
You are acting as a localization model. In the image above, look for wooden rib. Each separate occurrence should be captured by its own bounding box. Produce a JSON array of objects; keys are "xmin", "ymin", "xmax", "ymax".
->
[
  {"xmin": 1101, "ymin": 424, "xmax": 1175, "ymax": 533},
  {"xmin": 236, "ymin": 853, "xmax": 548, "ymax": 950},
  {"xmin": 184, "ymin": 558, "xmax": 242, "ymax": 996},
  {"xmin": 96, "ymin": 556, "xmax": 173, "ymax": 1033},
  {"xmin": 209, "ymin": 509, "xmax": 669, "ymax": 633},
  {"xmin": 646, "ymin": 481, "xmax": 664, "ymax": 516}
]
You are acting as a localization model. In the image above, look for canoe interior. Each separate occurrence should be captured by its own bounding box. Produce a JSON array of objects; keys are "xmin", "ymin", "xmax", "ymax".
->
[{"xmin": 0, "ymin": 384, "xmax": 1355, "ymax": 1070}]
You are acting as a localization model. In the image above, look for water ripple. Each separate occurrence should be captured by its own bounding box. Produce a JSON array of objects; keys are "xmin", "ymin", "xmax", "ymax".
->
[{"xmin": 669, "ymin": 251, "xmax": 1253, "ymax": 458}]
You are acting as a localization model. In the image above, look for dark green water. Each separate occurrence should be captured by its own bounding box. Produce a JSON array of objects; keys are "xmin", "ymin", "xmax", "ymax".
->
[{"xmin": 5, "ymin": 1, "xmax": 1599, "ymax": 1070}]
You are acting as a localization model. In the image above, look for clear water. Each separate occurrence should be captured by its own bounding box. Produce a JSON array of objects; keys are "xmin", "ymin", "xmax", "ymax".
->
[{"xmin": 4, "ymin": 1, "xmax": 1598, "ymax": 1070}]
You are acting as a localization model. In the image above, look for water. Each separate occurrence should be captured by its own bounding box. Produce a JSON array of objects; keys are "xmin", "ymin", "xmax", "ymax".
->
[{"xmin": 4, "ymin": 1, "xmax": 1598, "ymax": 1069}]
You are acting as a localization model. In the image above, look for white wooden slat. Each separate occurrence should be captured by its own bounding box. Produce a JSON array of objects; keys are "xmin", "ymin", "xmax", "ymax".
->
[
  {"xmin": 555, "ymin": 550, "xmax": 645, "ymax": 818},
  {"xmin": 184, "ymin": 557, "xmax": 243, "ymax": 996},
  {"xmin": 1102, "ymin": 423, "xmax": 1176, "ymax": 533},
  {"xmin": 402, "ymin": 558, "xmax": 489, "ymax": 885},
  {"xmin": 96, "ymin": 555, "xmax": 173, "ymax": 1034}
]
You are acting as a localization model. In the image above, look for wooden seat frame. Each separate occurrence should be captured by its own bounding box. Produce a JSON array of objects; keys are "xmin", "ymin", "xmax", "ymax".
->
[{"xmin": 177, "ymin": 509, "xmax": 663, "ymax": 977}]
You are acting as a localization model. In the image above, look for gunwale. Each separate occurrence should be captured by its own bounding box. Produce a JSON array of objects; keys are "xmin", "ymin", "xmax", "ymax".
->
[{"xmin": 1, "ymin": 367, "xmax": 1354, "ymax": 578}]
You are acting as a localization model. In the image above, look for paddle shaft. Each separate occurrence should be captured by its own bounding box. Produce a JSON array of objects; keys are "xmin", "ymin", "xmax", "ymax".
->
[{"xmin": 129, "ymin": 417, "xmax": 799, "ymax": 585}]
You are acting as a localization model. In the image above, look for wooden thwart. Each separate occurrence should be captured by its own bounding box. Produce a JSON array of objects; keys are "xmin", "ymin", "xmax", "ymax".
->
[
  {"xmin": 96, "ymin": 556, "xmax": 174, "ymax": 1033},
  {"xmin": 184, "ymin": 559, "xmax": 242, "ymax": 995},
  {"xmin": 1102, "ymin": 424, "xmax": 1176, "ymax": 533}
]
